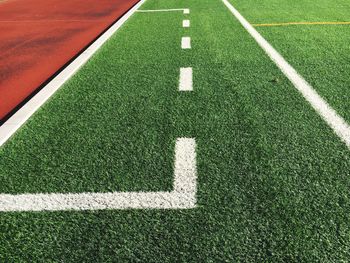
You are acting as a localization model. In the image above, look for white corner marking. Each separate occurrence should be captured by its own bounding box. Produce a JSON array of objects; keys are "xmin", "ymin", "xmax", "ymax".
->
[{"xmin": 0, "ymin": 138, "xmax": 197, "ymax": 211}]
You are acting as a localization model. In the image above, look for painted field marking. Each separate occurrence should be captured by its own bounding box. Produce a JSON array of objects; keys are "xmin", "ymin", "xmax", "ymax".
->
[
  {"xmin": 0, "ymin": 0, "xmax": 148, "ymax": 147},
  {"xmin": 0, "ymin": 138, "xmax": 197, "ymax": 212},
  {"xmin": 184, "ymin": 9, "xmax": 190, "ymax": 14},
  {"xmin": 137, "ymin": 8, "xmax": 189, "ymax": 13},
  {"xmin": 179, "ymin": 68, "xmax": 193, "ymax": 91},
  {"xmin": 181, "ymin": 37, "xmax": 191, "ymax": 49},
  {"xmin": 183, "ymin": 19, "xmax": 190, "ymax": 28},
  {"xmin": 253, "ymin": 21, "xmax": 350, "ymax": 27},
  {"xmin": 223, "ymin": 0, "xmax": 350, "ymax": 148}
]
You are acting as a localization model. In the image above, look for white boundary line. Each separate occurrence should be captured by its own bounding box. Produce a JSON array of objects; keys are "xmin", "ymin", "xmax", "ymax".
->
[
  {"xmin": 222, "ymin": 0, "xmax": 350, "ymax": 148},
  {"xmin": 137, "ymin": 8, "xmax": 189, "ymax": 14},
  {"xmin": 179, "ymin": 67, "xmax": 193, "ymax": 91},
  {"xmin": 0, "ymin": 138, "xmax": 197, "ymax": 211},
  {"xmin": 0, "ymin": 0, "xmax": 148, "ymax": 147}
]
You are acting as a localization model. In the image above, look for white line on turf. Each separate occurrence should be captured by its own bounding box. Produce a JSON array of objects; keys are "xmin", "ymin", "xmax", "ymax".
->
[
  {"xmin": 183, "ymin": 19, "xmax": 190, "ymax": 28},
  {"xmin": 179, "ymin": 68, "xmax": 193, "ymax": 91},
  {"xmin": 184, "ymin": 9, "xmax": 190, "ymax": 14},
  {"xmin": 0, "ymin": 0, "xmax": 148, "ymax": 148},
  {"xmin": 181, "ymin": 37, "xmax": 191, "ymax": 49},
  {"xmin": 137, "ymin": 8, "xmax": 189, "ymax": 13},
  {"xmin": 222, "ymin": 0, "xmax": 350, "ymax": 148},
  {"xmin": 0, "ymin": 138, "xmax": 197, "ymax": 211}
]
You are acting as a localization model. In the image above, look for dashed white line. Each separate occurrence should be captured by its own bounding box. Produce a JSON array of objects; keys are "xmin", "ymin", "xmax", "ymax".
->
[
  {"xmin": 181, "ymin": 37, "xmax": 191, "ymax": 49},
  {"xmin": 0, "ymin": 138, "xmax": 197, "ymax": 211},
  {"xmin": 183, "ymin": 19, "xmax": 190, "ymax": 28},
  {"xmin": 179, "ymin": 67, "xmax": 193, "ymax": 91},
  {"xmin": 222, "ymin": 0, "xmax": 350, "ymax": 148}
]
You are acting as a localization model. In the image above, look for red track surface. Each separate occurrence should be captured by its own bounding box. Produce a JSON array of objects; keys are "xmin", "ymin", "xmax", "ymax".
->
[{"xmin": 0, "ymin": 0, "xmax": 139, "ymax": 121}]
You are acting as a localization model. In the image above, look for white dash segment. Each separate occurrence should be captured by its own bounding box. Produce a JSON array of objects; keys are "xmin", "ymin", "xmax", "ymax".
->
[
  {"xmin": 183, "ymin": 9, "xmax": 190, "ymax": 14},
  {"xmin": 222, "ymin": 0, "xmax": 350, "ymax": 149},
  {"xmin": 179, "ymin": 67, "xmax": 193, "ymax": 91},
  {"xmin": 183, "ymin": 20, "xmax": 190, "ymax": 28},
  {"xmin": 181, "ymin": 37, "xmax": 191, "ymax": 49}
]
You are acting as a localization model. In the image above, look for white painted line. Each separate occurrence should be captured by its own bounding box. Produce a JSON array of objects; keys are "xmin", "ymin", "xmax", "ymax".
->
[
  {"xmin": 222, "ymin": 0, "xmax": 350, "ymax": 148},
  {"xmin": 181, "ymin": 37, "xmax": 191, "ymax": 49},
  {"xmin": 173, "ymin": 138, "xmax": 197, "ymax": 194},
  {"xmin": 0, "ymin": 138, "xmax": 197, "ymax": 211},
  {"xmin": 183, "ymin": 19, "xmax": 190, "ymax": 28},
  {"xmin": 184, "ymin": 9, "xmax": 190, "ymax": 14},
  {"xmin": 137, "ymin": 8, "xmax": 188, "ymax": 13},
  {"xmin": 0, "ymin": 0, "xmax": 148, "ymax": 147},
  {"xmin": 179, "ymin": 68, "xmax": 193, "ymax": 91}
]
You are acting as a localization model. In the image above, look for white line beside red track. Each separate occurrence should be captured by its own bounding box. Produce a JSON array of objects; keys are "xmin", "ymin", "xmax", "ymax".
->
[{"xmin": 0, "ymin": 0, "xmax": 149, "ymax": 147}]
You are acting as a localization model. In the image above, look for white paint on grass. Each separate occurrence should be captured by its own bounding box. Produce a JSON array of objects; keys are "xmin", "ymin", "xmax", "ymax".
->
[
  {"xmin": 0, "ymin": 0, "xmax": 148, "ymax": 147},
  {"xmin": 183, "ymin": 19, "xmax": 190, "ymax": 28},
  {"xmin": 0, "ymin": 138, "xmax": 197, "ymax": 212},
  {"xmin": 222, "ymin": 0, "xmax": 350, "ymax": 148},
  {"xmin": 181, "ymin": 37, "xmax": 191, "ymax": 49},
  {"xmin": 183, "ymin": 9, "xmax": 190, "ymax": 14},
  {"xmin": 137, "ymin": 8, "xmax": 189, "ymax": 13},
  {"xmin": 179, "ymin": 68, "xmax": 193, "ymax": 91}
]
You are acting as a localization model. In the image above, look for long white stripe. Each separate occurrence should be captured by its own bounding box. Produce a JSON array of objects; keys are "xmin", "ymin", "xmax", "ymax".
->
[
  {"xmin": 179, "ymin": 67, "xmax": 193, "ymax": 91},
  {"xmin": 0, "ymin": 0, "xmax": 148, "ymax": 147},
  {"xmin": 137, "ymin": 8, "xmax": 187, "ymax": 13},
  {"xmin": 183, "ymin": 19, "xmax": 190, "ymax": 28},
  {"xmin": 222, "ymin": 0, "xmax": 350, "ymax": 148},
  {"xmin": 181, "ymin": 37, "xmax": 191, "ymax": 49},
  {"xmin": 0, "ymin": 138, "xmax": 197, "ymax": 211}
]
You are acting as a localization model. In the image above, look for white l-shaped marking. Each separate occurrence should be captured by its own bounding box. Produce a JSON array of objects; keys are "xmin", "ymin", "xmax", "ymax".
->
[{"xmin": 0, "ymin": 138, "xmax": 197, "ymax": 211}]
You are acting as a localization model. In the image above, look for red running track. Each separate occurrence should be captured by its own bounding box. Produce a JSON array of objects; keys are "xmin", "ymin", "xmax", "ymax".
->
[{"xmin": 0, "ymin": 0, "xmax": 139, "ymax": 121}]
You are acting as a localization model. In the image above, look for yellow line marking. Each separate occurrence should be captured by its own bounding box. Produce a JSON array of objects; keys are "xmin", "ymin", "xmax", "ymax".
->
[{"xmin": 253, "ymin": 21, "xmax": 350, "ymax": 27}]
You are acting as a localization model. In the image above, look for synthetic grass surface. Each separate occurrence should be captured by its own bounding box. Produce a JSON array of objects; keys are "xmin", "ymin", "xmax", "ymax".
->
[
  {"xmin": 1, "ymin": 0, "xmax": 350, "ymax": 261},
  {"xmin": 231, "ymin": 0, "xmax": 350, "ymax": 23},
  {"xmin": 231, "ymin": 0, "xmax": 350, "ymax": 123},
  {"xmin": 0, "ymin": 10, "xmax": 183, "ymax": 193}
]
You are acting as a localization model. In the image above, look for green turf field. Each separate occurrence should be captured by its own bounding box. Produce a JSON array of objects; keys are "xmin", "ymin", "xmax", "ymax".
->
[
  {"xmin": 1, "ymin": 0, "xmax": 350, "ymax": 261},
  {"xmin": 233, "ymin": 0, "xmax": 350, "ymax": 124}
]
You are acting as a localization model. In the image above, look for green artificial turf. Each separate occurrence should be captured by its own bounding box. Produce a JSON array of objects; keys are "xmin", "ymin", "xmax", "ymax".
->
[
  {"xmin": 1, "ymin": 0, "xmax": 350, "ymax": 261},
  {"xmin": 231, "ymin": 0, "xmax": 350, "ymax": 123}
]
